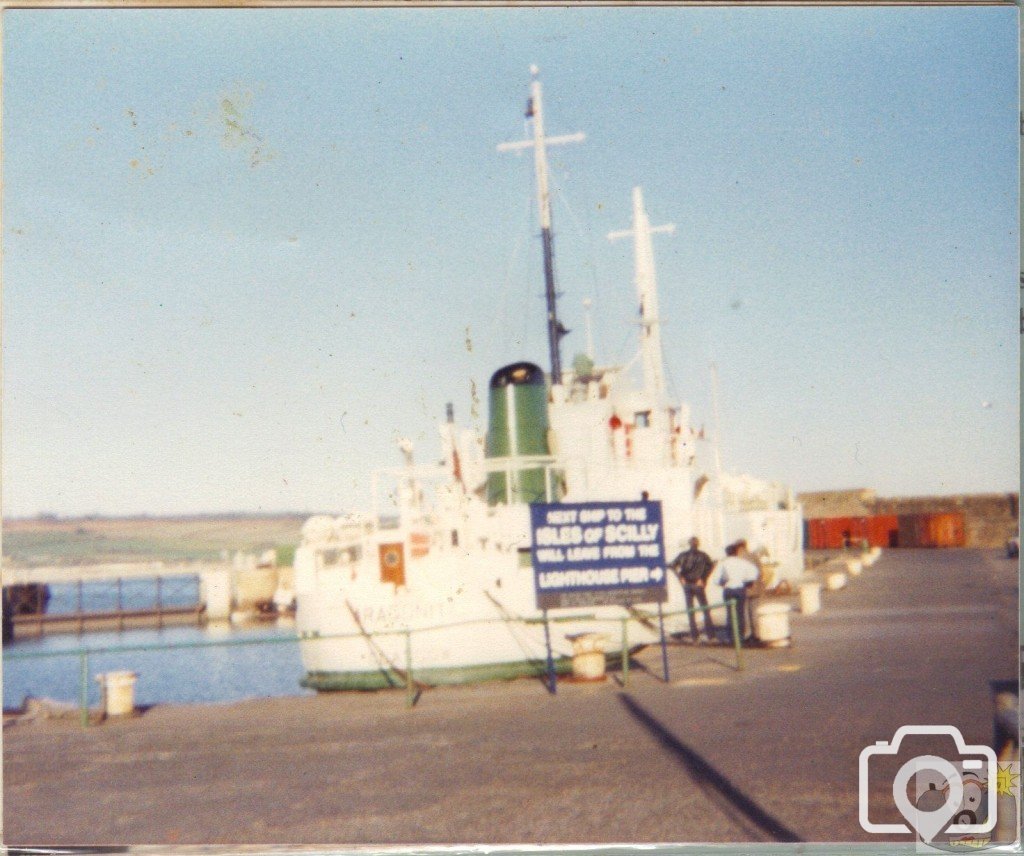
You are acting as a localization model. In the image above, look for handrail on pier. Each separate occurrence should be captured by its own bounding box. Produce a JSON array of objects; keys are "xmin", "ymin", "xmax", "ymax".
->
[{"xmin": 4, "ymin": 599, "xmax": 741, "ymax": 725}]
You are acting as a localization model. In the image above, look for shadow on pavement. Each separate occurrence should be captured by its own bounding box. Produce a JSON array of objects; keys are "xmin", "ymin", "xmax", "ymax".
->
[{"xmin": 617, "ymin": 691, "xmax": 803, "ymax": 843}]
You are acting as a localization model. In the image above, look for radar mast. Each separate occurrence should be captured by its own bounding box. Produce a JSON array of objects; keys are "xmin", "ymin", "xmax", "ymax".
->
[{"xmin": 497, "ymin": 65, "xmax": 585, "ymax": 385}]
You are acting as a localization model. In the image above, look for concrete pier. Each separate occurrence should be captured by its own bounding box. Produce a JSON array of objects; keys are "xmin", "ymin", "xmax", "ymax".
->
[{"xmin": 3, "ymin": 548, "xmax": 1018, "ymax": 845}]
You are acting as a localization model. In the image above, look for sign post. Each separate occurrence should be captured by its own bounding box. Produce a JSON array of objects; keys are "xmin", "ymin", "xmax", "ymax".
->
[
  {"xmin": 529, "ymin": 500, "xmax": 669, "ymax": 683},
  {"xmin": 530, "ymin": 500, "xmax": 669, "ymax": 608},
  {"xmin": 657, "ymin": 600, "xmax": 670, "ymax": 683},
  {"xmin": 542, "ymin": 608, "xmax": 556, "ymax": 694}
]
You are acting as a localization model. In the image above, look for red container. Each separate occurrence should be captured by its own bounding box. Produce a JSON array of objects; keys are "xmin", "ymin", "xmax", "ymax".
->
[
  {"xmin": 807, "ymin": 513, "xmax": 948, "ymax": 548},
  {"xmin": 927, "ymin": 512, "xmax": 965, "ymax": 547},
  {"xmin": 897, "ymin": 514, "xmax": 925, "ymax": 547},
  {"xmin": 806, "ymin": 515, "xmax": 901, "ymax": 548},
  {"xmin": 867, "ymin": 515, "xmax": 899, "ymax": 548},
  {"xmin": 896, "ymin": 513, "xmax": 965, "ymax": 548},
  {"xmin": 807, "ymin": 518, "xmax": 831, "ymax": 549},
  {"xmin": 805, "ymin": 516, "xmax": 865, "ymax": 549},
  {"xmin": 805, "ymin": 518, "xmax": 823, "ymax": 549}
]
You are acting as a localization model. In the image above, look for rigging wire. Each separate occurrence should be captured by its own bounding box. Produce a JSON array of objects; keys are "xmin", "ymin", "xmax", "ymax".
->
[
  {"xmin": 490, "ymin": 186, "xmax": 539, "ymax": 364},
  {"xmin": 564, "ymin": 155, "xmax": 612, "ymax": 359},
  {"xmin": 551, "ymin": 171, "xmax": 613, "ymax": 367},
  {"xmin": 662, "ymin": 349, "xmax": 682, "ymax": 406}
]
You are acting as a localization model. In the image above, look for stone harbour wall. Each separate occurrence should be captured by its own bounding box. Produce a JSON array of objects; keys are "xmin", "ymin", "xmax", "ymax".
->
[{"xmin": 798, "ymin": 490, "xmax": 1019, "ymax": 548}]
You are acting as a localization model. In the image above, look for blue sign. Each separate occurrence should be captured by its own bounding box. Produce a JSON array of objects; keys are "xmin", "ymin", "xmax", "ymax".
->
[{"xmin": 530, "ymin": 501, "xmax": 668, "ymax": 609}]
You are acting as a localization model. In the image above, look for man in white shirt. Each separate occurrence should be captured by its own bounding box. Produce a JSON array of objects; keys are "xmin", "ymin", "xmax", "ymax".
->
[{"xmin": 715, "ymin": 542, "xmax": 760, "ymax": 642}]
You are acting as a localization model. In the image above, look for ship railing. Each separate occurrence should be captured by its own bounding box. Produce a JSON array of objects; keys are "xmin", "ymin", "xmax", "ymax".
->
[{"xmin": 2, "ymin": 599, "xmax": 741, "ymax": 724}]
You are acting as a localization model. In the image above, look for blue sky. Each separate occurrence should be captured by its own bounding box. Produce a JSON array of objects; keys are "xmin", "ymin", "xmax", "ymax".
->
[{"xmin": 2, "ymin": 7, "xmax": 1018, "ymax": 517}]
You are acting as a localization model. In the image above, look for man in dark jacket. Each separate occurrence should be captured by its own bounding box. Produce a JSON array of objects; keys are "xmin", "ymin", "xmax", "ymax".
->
[{"xmin": 670, "ymin": 537, "xmax": 716, "ymax": 643}]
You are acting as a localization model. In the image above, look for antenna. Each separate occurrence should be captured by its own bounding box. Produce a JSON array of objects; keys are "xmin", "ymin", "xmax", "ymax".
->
[
  {"xmin": 608, "ymin": 186, "xmax": 675, "ymax": 397},
  {"xmin": 710, "ymin": 361, "xmax": 726, "ymax": 552},
  {"xmin": 582, "ymin": 298, "xmax": 595, "ymax": 361},
  {"xmin": 710, "ymin": 362, "xmax": 724, "ymax": 475},
  {"xmin": 497, "ymin": 66, "xmax": 585, "ymax": 385}
]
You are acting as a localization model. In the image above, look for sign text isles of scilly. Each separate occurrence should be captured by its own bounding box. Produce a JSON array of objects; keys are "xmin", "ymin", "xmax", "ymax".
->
[{"xmin": 530, "ymin": 501, "xmax": 668, "ymax": 610}]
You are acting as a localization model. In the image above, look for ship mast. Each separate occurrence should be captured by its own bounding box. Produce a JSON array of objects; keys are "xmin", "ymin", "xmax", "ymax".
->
[
  {"xmin": 498, "ymin": 65, "xmax": 584, "ymax": 385},
  {"xmin": 608, "ymin": 186, "xmax": 675, "ymax": 397}
]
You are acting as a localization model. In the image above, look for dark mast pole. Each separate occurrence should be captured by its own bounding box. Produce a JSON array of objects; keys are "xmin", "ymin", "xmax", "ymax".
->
[
  {"xmin": 497, "ymin": 65, "xmax": 584, "ymax": 385},
  {"xmin": 540, "ymin": 220, "xmax": 562, "ymax": 382}
]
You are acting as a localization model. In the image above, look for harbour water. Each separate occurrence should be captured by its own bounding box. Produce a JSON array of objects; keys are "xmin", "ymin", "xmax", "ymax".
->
[
  {"xmin": 46, "ymin": 575, "xmax": 200, "ymax": 613},
  {"xmin": 3, "ymin": 577, "xmax": 308, "ymax": 708}
]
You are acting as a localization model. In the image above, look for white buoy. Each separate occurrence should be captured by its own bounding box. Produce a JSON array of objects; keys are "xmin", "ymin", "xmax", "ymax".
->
[
  {"xmin": 569, "ymin": 632, "xmax": 608, "ymax": 680},
  {"xmin": 860, "ymin": 551, "xmax": 874, "ymax": 567},
  {"xmin": 826, "ymin": 571, "xmax": 847, "ymax": 591},
  {"xmin": 799, "ymin": 581, "xmax": 821, "ymax": 615},
  {"xmin": 845, "ymin": 558, "xmax": 863, "ymax": 576},
  {"xmin": 753, "ymin": 602, "xmax": 791, "ymax": 647},
  {"xmin": 96, "ymin": 671, "xmax": 137, "ymax": 718}
]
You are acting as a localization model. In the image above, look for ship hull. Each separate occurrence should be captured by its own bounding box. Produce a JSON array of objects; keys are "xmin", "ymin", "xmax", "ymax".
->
[
  {"xmin": 301, "ymin": 655, "xmax": 576, "ymax": 691},
  {"xmin": 294, "ymin": 563, "xmax": 667, "ymax": 691}
]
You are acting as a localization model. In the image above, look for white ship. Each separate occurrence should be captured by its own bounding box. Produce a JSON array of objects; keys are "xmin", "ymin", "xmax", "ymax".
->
[{"xmin": 294, "ymin": 68, "xmax": 804, "ymax": 690}]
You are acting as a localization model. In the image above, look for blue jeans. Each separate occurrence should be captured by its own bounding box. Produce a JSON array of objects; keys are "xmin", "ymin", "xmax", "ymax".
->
[
  {"xmin": 723, "ymin": 587, "xmax": 748, "ymax": 641},
  {"xmin": 683, "ymin": 583, "xmax": 715, "ymax": 641}
]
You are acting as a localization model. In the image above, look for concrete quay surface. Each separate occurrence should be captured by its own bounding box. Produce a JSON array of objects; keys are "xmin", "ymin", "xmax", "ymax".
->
[{"xmin": 3, "ymin": 548, "xmax": 1018, "ymax": 846}]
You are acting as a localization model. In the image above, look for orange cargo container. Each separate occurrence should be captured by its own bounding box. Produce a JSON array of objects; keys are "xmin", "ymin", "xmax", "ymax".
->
[
  {"xmin": 926, "ymin": 512, "xmax": 965, "ymax": 547},
  {"xmin": 805, "ymin": 516, "xmax": 869, "ymax": 548},
  {"xmin": 897, "ymin": 514, "xmax": 926, "ymax": 547},
  {"xmin": 896, "ymin": 513, "xmax": 965, "ymax": 547},
  {"xmin": 805, "ymin": 514, "xmax": 901, "ymax": 548},
  {"xmin": 805, "ymin": 517, "xmax": 842, "ymax": 550},
  {"xmin": 805, "ymin": 518, "xmax": 826, "ymax": 549},
  {"xmin": 867, "ymin": 515, "xmax": 899, "ymax": 548}
]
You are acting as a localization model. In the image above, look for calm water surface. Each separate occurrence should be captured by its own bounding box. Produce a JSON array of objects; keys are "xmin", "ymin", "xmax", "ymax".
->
[
  {"xmin": 4, "ymin": 577, "xmax": 310, "ymax": 708},
  {"xmin": 46, "ymin": 575, "xmax": 201, "ymax": 612}
]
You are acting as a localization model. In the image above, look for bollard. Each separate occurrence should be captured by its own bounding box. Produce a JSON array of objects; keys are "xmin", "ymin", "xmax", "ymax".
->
[
  {"xmin": 799, "ymin": 581, "xmax": 821, "ymax": 615},
  {"xmin": 753, "ymin": 603, "xmax": 791, "ymax": 647},
  {"xmin": 620, "ymin": 617, "xmax": 629, "ymax": 687},
  {"xmin": 96, "ymin": 671, "xmax": 138, "ymax": 717},
  {"xmin": 729, "ymin": 599, "xmax": 744, "ymax": 671},
  {"xmin": 826, "ymin": 571, "xmax": 847, "ymax": 591},
  {"xmin": 569, "ymin": 633, "xmax": 608, "ymax": 680}
]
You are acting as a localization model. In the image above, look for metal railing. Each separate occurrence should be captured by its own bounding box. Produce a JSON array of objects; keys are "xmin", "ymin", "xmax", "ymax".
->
[
  {"xmin": 3, "ymin": 599, "xmax": 744, "ymax": 726},
  {"xmin": 7, "ymin": 575, "xmax": 203, "ymax": 637}
]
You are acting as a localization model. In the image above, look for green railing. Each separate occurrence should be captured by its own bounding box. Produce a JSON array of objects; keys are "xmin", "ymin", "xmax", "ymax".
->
[{"xmin": 4, "ymin": 599, "xmax": 744, "ymax": 726}]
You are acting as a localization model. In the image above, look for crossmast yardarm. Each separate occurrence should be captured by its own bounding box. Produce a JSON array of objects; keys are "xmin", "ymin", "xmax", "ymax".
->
[{"xmin": 293, "ymin": 67, "xmax": 804, "ymax": 690}]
